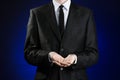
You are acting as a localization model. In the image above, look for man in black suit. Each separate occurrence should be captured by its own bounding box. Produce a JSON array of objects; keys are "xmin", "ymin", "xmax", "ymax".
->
[{"xmin": 24, "ymin": 0, "xmax": 98, "ymax": 80}]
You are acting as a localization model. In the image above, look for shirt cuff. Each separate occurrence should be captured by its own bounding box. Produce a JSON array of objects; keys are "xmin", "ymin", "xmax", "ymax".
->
[
  {"xmin": 69, "ymin": 54, "xmax": 77, "ymax": 64},
  {"xmin": 48, "ymin": 52, "xmax": 52, "ymax": 62},
  {"xmin": 74, "ymin": 54, "xmax": 77, "ymax": 64}
]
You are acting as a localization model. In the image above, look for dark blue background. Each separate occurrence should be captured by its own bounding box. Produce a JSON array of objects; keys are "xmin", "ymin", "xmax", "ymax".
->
[{"xmin": 0, "ymin": 0, "xmax": 120, "ymax": 80}]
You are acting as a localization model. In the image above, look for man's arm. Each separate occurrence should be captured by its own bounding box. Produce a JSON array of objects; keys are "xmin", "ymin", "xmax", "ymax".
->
[
  {"xmin": 24, "ymin": 9, "xmax": 51, "ymax": 66},
  {"xmin": 72, "ymin": 10, "xmax": 99, "ymax": 69},
  {"xmin": 24, "ymin": 9, "xmax": 65, "ymax": 67}
]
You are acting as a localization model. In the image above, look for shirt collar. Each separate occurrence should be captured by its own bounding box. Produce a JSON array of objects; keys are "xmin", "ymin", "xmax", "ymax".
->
[{"xmin": 52, "ymin": 0, "xmax": 71, "ymax": 11}]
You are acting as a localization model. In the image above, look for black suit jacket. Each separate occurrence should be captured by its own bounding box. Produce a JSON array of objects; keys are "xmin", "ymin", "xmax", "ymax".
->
[{"xmin": 24, "ymin": 3, "xmax": 98, "ymax": 80}]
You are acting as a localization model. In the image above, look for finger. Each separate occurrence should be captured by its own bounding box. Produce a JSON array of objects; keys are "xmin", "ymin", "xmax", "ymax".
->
[
  {"xmin": 63, "ymin": 59, "xmax": 74, "ymax": 66},
  {"xmin": 67, "ymin": 60, "xmax": 74, "ymax": 65},
  {"xmin": 54, "ymin": 59, "xmax": 64, "ymax": 64},
  {"xmin": 65, "ymin": 57, "xmax": 75, "ymax": 64},
  {"xmin": 53, "ymin": 55, "xmax": 64, "ymax": 62},
  {"xmin": 53, "ymin": 61, "xmax": 61, "ymax": 66},
  {"xmin": 63, "ymin": 64, "xmax": 71, "ymax": 67},
  {"xmin": 53, "ymin": 61, "xmax": 64, "ymax": 67},
  {"xmin": 60, "ymin": 61, "xmax": 71, "ymax": 67},
  {"xmin": 63, "ymin": 63, "xmax": 72, "ymax": 67},
  {"xmin": 57, "ymin": 60, "xmax": 67, "ymax": 67}
]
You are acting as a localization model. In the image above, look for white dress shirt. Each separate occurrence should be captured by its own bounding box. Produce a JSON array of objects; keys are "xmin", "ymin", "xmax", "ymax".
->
[{"xmin": 52, "ymin": 0, "xmax": 71, "ymax": 28}]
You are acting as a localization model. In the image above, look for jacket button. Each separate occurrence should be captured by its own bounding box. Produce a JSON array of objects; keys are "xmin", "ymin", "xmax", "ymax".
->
[
  {"xmin": 60, "ymin": 48, "xmax": 64, "ymax": 52},
  {"xmin": 60, "ymin": 67, "xmax": 63, "ymax": 70}
]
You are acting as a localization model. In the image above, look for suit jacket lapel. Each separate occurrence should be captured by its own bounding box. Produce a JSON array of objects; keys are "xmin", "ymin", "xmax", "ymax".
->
[
  {"xmin": 47, "ymin": 3, "xmax": 61, "ymax": 42},
  {"xmin": 61, "ymin": 3, "xmax": 79, "ymax": 43}
]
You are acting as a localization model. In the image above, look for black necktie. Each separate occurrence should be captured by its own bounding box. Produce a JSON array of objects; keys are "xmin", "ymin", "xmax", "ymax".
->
[{"xmin": 59, "ymin": 5, "xmax": 64, "ymax": 38}]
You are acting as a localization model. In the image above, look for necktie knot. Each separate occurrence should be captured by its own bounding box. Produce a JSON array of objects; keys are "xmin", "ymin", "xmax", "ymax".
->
[{"xmin": 59, "ymin": 5, "xmax": 64, "ymax": 9}]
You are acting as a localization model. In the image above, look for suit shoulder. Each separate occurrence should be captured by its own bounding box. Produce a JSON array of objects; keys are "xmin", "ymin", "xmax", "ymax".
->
[
  {"xmin": 30, "ymin": 4, "xmax": 49, "ymax": 13},
  {"xmin": 73, "ymin": 4, "xmax": 92, "ymax": 14}
]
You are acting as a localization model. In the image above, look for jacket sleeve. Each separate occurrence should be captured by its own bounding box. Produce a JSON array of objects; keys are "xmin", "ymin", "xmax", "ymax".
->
[
  {"xmin": 72, "ymin": 10, "xmax": 99, "ymax": 69},
  {"xmin": 24, "ymin": 9, "xmax": 51, "ymax": 66}
]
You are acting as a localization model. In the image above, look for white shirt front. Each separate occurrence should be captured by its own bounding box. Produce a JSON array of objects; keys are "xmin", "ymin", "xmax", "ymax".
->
[{"xmin": 52, "ymin": 0, "xmax": 71, "ymax": 28}]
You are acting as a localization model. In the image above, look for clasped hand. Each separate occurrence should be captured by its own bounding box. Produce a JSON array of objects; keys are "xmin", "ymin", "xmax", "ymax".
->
[{"xmin": 49, "ymin": 52, "xmax": 76, "ymax": 67}]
